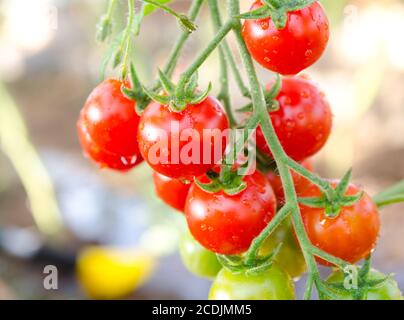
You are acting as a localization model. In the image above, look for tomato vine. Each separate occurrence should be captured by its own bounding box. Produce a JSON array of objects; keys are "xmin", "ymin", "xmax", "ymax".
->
[{"xmin": 82, "ymin": 0, "xmax": 404, "ymax": 300}]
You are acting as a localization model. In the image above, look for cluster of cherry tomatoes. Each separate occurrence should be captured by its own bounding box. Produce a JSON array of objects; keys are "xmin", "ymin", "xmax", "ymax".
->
[{"xmin": 77, "ymin": 1, "xmax": 402, "ymax": 300}]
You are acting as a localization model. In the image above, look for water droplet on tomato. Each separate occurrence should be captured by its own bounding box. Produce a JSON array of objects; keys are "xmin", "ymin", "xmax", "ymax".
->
[{"xmin": 260, "ymin": 21, "xmax": 269, "ymax": 30}]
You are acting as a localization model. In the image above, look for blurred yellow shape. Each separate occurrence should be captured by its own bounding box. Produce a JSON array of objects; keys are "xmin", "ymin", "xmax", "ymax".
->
[
  {"xmin": 0, "ymin": 83, "xmax": 63, "ymax": 236},
  {"xmin": 76, "ymin": 246, "xmax": 156, "ymax": 300}
]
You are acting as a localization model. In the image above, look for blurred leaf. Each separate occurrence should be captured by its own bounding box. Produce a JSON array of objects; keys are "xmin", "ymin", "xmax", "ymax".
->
[
  {"xmin": 374, "ymin": 181, "xmax": 404, "ymax": 208},
  {"xmin": 143, "ymin": 0, "xmax": 174, "ymax": 16}
]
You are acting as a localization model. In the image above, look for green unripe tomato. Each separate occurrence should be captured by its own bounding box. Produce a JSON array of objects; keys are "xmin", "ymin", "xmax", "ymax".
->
[
  {"xmin": 327, "ymin": 268, "xmax": 403, "ymax": 300},
  {"xmin": 259, "ymin": 220, "xmax": 306, "ymax": 279},
  {"xmin": 209, "ymin": 264, "xmax": 295, "ymax": 300},
  {"xmin": 179, "ymin": 232, "xmax": 222, "ymax": 279}
]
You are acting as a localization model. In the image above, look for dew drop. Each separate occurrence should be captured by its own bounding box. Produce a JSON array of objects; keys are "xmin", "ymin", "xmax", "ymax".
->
[{"xmin": 260, "ymin": 21, "xmax": 269, "ymax": 30}]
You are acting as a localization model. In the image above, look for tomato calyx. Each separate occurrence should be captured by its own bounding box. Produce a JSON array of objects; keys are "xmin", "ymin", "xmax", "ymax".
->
[
  {"xmin": 195, "ymin": 165, "xmax": 250, "ymax": 196},
  {"xmin": 143, "ymin": 71, "xmax": 211, "ymax": 112},
  {"xmin": 237, "ymin": 74, "xmax": 281, "ymax": 114},
  {"xmin": 298, "ymin": 169, "xmax": 364, "ymax": 218},
  {"xmin": 121, "ymin": 64, "xmax": 150, "ymax": 114},
  {"xmin": 322, "ymin": 256, "xmax": 392, "ymax": 300},
  {"xmin": 238, "ymin": 0, "xmax": 317, "ymax": 29},
  {"xmin": 217, "ymin": 243, "xmax": 283, "ymax": 276}
]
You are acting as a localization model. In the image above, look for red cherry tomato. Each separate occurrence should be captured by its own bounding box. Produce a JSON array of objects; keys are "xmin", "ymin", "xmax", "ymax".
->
[
  {"xmin": 242, "ymin": 1, "xmax": 330, "ymax": 75},
  {"xmin": 77, "ymin": 79, "xmax": 143, "ymax": 171},
  {"xmin": 153, "ymin": 172, "xmax": 191, "ymax": 212},
  {"xmin": 256, "ymin": 76, "xmax": 332, "ymax": 162},
  {"xmin": 267, "ymin": 159, "xmax": 314, "ymax": 205},
  {"xmin": 300, "ymin": 182, "xmax": 381, "ymax": 266},
  {"xmin": 185, "ymin": 171, "xmax": 277, "ymax": 255},
  {"xmin": 137, "ymin": 97, "xmax": 229, "ymax": 180}
]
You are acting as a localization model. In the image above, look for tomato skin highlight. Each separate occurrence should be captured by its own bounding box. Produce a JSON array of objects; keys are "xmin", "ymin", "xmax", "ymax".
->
[
  {"xmin": 256, "ymin": 76, "xmax": 332, "ymax": 162},
  {"xmin": 77, "ymin": 79, "xmax": 143, "ymax": 171},
  {"xmin": 153, "ymin": 172, "xmax": 190, "ymax": 212},
  {"xmin": 242, "ymin": 1, "xmax": 329, "ymax": 75},
  {"xmin": 300, "ymin": 182, "xmax": 381, "ymax": 266},
  {"xmin": 185, "ymin": 171, "xmax": 277, "ymax": 255},
  {"xmin": 327, "ymin": 269, "xmax": 403, "ymax": 300},
  {"xmin": 267, "ymin": 159, "xmax": 314, "ymax": 205},
  {"xmin": 179, "ymin": 231, "xmax": 222, "ymax": 279},
  {"xmin": 137, "ymin": 96, "xmax": 229, "ymax": 180},
  {"xmin": 209, "ymin": 264, "xmax": 295, "ymax": 300}
]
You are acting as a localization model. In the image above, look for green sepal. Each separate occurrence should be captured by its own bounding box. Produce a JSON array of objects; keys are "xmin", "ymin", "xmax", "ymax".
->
[
  {"xmin": 121, "ymin": 86, "xmax": 136, "ymax": 100},
  {"xmin": 189, "ymin": 82, "xmax": 212, "ymax": 105},
  {"xmin": 185, "ymin": 72, "xmax": 199, "ymax": 94},
  {"xmin": 298, "ymin": 196, "xmax": 327, "ymax": 208},
  {"xmin": 334, "ymin": 169, "xmax": 353, "ymax": 197},
  {"xmin": 142, "ymin": 86, "xmax": 170, "ymax": 105},
  {"xmin": 239, "ymin": 0, "xmax": 317, "ymax": 30},
  {"xmin": 341, "ymin": 192, "xmax": 364, "ymax": 207},
  {"xmin": 238, "ymin": 5, "xmax": 270, "ymax": 20},
  {"xmin": 158, "ymin": 69, "xmax": 176, "ymax": 95},
  {"xmin": 194, "ymin": 178, "xmax": 223, "ymax": 194},
  {"xmin": 223, "ymin": 179, "xmax": 247, "ymax": 196}
]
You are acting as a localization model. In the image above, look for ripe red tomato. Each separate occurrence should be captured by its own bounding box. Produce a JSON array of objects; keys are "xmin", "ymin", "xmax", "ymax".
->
[
  {"xmin": 300, "ymin": 182, "xmax": 381, "ymax": 266},
  {"xmin": 153, "ymin": 172, "xmax": 190, "ymax": 212},
  {"xmin": 137, "ymin": 97, "xmax": 229, "ymax": 180},
  {"xmin": 77, "ymin": 79, "xmax": 143, "ymax": 171},
  {"xmin": 242, "ymin": 1, "xmax": 329, "ymax": 75},
  {"xmin": 185, "ymin": 171, "xmax": 277, "ymax": 255},
  {"xmin": 267, "ymin": 159, "xmax": 314, "ymax": 205},
  {"xmin": 256, "ymin": 76, "xmax": 332, "ymax": 162}
]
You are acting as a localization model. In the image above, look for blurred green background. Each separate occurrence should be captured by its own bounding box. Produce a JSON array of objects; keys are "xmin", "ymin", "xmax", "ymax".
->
[{"xmin": 0, "ymin": 0, "xmax": 403, "ymax": 299}]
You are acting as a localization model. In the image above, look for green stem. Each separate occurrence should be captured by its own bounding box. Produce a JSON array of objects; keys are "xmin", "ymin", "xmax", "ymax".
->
[
  {"xmin": 222, "ymin": 44, "xmax": 251, "ymax": 98},
  {"xmin": 245, "ymin": 204, "xmax": 292, "ymax": 265},
  {"xmin": 176, "ymin": 20, "xmax": 234, "ymax": 101},
  {"xmin": 106, "ymin": 0, "xmax": 117, "ymax": 20},
  {"xmin": 208, "ymin": 0, "xmax": 237, "ymax": 127},
  {"xmin": 120, "ymin": 0, "xmax": 136, "ymax": 79},
  {"xmin": 286, "ymin": 157, "xmax": 334, "ymax": 199},
  {"xmin": 153, "ymin": 0, "xmax": 204, "ymax": 89},
  {"xmin": 304, "ymin": 274, "xmax": 314, "ymax": 300},
  {"xmin": 229, "ymin": 0, "xmax": 323, "ymax": 298},
  {"xmin": 310, "ymin": 246, "xmax": 349, "ymax": 270}
]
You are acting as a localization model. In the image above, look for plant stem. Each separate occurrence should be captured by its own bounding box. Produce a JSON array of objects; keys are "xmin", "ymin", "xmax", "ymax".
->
[
  {"xmin": 245, "ymin": 204, "xmax": 292, "ymax": 265},
  {"xmin": 120, "ymin": 0, "xmax": 136, "ymax": 79},
  {"xmin": 229, "ymin": 0, "xmax": 323, "ymax": 298},
  {"xmin": 176, "ymin": 20, "xmax": 234, "ymax": 101},
  {"xmin": 106, "ymin": 0, "xmax": 117, "ymax": 20},
  {"xmin": 310, "ymin": 246, "xmax": 349, "ymax": 270},
  {"xmin": 286, "ymin": 157, "xmax": 334, "ymax": 199},
  {"xmin": 153, "ymin": 0, "xmax": 204, "ymax": 89},
  {"xmin": 208, "ymin": 0, "xmax": 237, "ymax": 127}
]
